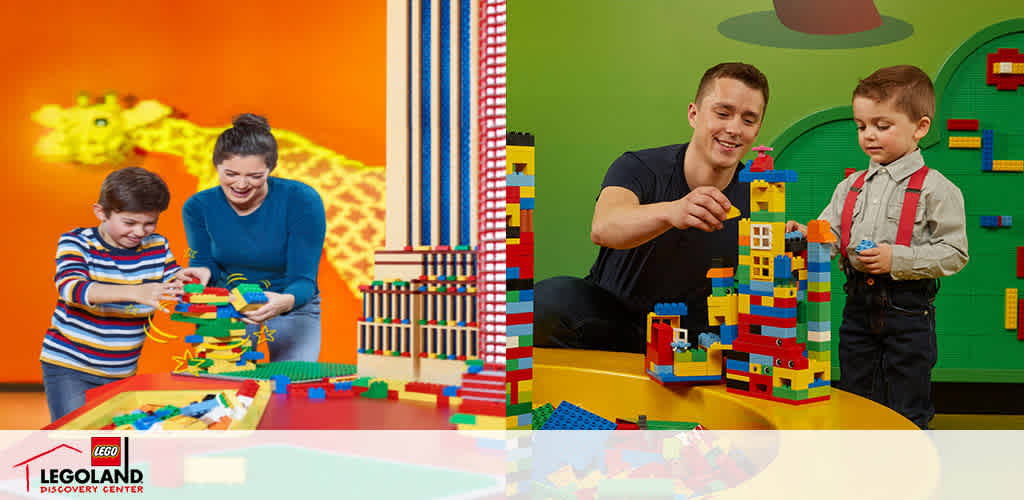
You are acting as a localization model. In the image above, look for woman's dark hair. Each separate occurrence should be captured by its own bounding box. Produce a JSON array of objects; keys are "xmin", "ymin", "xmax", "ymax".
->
[{"xmin": 212, "ymin": 113, "xmax": 278, "ymax": 171}]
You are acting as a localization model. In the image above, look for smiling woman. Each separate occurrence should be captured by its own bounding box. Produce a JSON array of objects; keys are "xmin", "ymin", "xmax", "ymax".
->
[{"xmin": 182, "ymin": 114, "xmax": 327, "ymax": 362}]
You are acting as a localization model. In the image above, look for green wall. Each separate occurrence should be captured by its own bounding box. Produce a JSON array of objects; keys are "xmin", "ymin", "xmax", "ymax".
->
[{"xmin": 508, "ymin": 0, "xmax": 1024, "ymax": 381}]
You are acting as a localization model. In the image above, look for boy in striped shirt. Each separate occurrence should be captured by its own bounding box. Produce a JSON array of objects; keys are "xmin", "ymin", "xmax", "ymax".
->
[{"xmin": 41, "ymin": 167, "xmax": 210, "ymax": 422}]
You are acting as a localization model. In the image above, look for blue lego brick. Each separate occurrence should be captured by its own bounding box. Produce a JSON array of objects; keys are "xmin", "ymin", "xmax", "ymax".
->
[
  {"xmin": 711, "ymin": 277, "xmax": 735, "ymax": 288},
  {"xmin": 1001, "ymin": 216, "xmax": 1013, "ymax": 227},
  {"xmin": 654, "ymin": 302, "xmax": 688, "ymax": 316},
  {"xmin": 774, "ymin": 255, "xmax": 791, "ymax": 277},
  {"xmin": 236, "ymin": 360, "xmax": 247, "ymax": 366},
  {"xmin": 174, "ymin": 303, "xmax": 190, "ymax": 312},
  {"xmin": 272, "ymin": 375, "xmax": 291, "ymax": 394},
  {"xmin": 506, "ymin": 267, "xmax": 519, "ymax": 279},
  {"xmin": 506, "ymin": 173, "xmax": 535, "ymax": 187},
  {"xmin": 807, "ymin": 271, "xmax": 831, "ymax": 283},
  {"xmin": 725, "ymin": 359, "xmax": 749, "ymax": 372},
  {"xmin": 507, "ymin": 301, "xmax": 533, "ymax": 314},
  {"xmin": 798, "ymin": 289, "xmax": 806, "ymax": 301},
  {"xmin": 540, "ymin": 401, "xmax": 616, "ymax": 430},
  {"xmin": 467, "ymin": 365, "xmax": 483, "ymax": 374},
  {"xmin": 807, "ymin": 244, "xmax": 832, "ymax": 261},
  {"xmin": 308, "ymin": 387, "xmax": 326, "ymax": 400},
  {"xmin": 750, "ymin": 353, "xmax": 773, "ymax": 366},
  {"xmin": 807, "ymin": 260, "xmax": 831, "ymax": 273},
  {"xmin": 442, "ymin": 385, "xmax": 459, "ymax": 397},
  {"xmin": 241, "ymin": 351, "xmax": 264, "ymax": 361},
  {"xmin": 517, "ymin": 412, "xmax": 532, "ymax": 427},
  {"xmin": 507, "ymin": 323, "xmax": 533, "ymax": 336},
  {"xmin": 648, "ymin": 371, "xmax": 723, "ymax": 383},
  {"xmin": 336, "ymin": 381, "xmax": 353, "ymax": 391},
  {"xmin": 748, "ymin": 279, "xmax": 774, "ymax": 294},
  {"xmin": 739, "ymin": 169, "xmax": 798, "ymax": 183},
  {"xmin": 654, "ymin": 364, "xmax": 675, "ymax": 375},
  {"xmin": 243, "ymin": 292, "xmax": 268, "ymax": 304},
  {"xmin": 515, "ymin": 358, "xmax": 534, "ymax": 369},
  {"xmin": 181, "ymin": 398, "xmax": 219, "ymax": 418},
  {"xmin": 751, "ymin": 305, "xmax": 796, "ymax": 318},
  {"xmin": 808, "ymin": 320, "xmax": 831, "ymax": 332},
  {"xmin": 698, "ymin": 332, "xmax": 722, "ymax": 348},
  {"xmin": 403, "ymin": 319, "xmax": 411, "ymax": 324},
  {"xmin": 855, "ymin": 239, "xmax": 877, "ymax": 253},
  {"xmin": 738, "ymin": 283, "xmax": 774, "ymax": 297},
  {"xmin": 762, "ymin": 326, "xmax": 797, "ymax": 338},
  {"xmin": 133, "ymin": 415, "xmax": 162, "ymax": 430},
  {"xmin": 520, "ymin": 197, "xmax": 535, "ymax": 210},
  {"xmin": 519, "ymin": 289, "xmax": 534, "ymax": 301},
  {"xmin": 980, "ymin": 215, "xmax": 1000, "ymax": 228},
  {"xmin": 808, "ymin": 379, "xmax": 831, "ymax": 389},
  {"xmin": 184, "ymin": 335, "xmax": 204, "ymax": 344}
]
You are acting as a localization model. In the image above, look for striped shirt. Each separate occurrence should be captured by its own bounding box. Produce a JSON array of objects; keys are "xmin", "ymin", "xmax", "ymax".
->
[{"xmin": 40, "ymin": 227, "xmax": 181, "ymax": 378}]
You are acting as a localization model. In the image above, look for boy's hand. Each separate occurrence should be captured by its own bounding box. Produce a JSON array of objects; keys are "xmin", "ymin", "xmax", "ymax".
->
[
  {"xmin": 858, "ymin": 244, "xmax": 893, "ymax": 274},
  {"xmin": 667, "ymin": 187, "xmax": 732, "ymax": 232},
  {"xmin": 785, "ymin": 220, "xmax": 808, "ymax": 236},
  {"xmin": 241, "ymin": 291, "xmax": 295, "ymax": 324},
  {"xmin": 134, "ymin": 282, "xmax": 184, "ymax": 311},
  {"xmin": 174, "ymin": 267, "xmax": 211, "ymax": 285}
]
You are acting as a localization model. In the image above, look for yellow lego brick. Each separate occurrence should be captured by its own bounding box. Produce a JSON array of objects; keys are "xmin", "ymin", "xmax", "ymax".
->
[
  {"xmin": 774, "ymin": 286, "xmax": 797, "ymax": 299},
  {"xmin": 506, "ymin": 238, "xmax": 520, "ymax": 245},
  {"xmin": 810, "ymin": 359, "xmax": 832, "ymax": 381},
  {"xmin": 738, "ymin": 218, "xmax": 750, "ymax": 238},
  {"xmin": 726, "ymin": 372, "xmax": 749, "ymax": 382},
  {"xmin": 507, "ymin": 145, "xmax": 535, "ymax": 175},
  {"xmin": 761, "ymin": 296, "xmax": 773, "ymax": 307},
  {"xmin": 808, "ymin": 350, "xmax": 831, "ymax": 363},
  {"xmin": 738, "ymin": 254, "xmax": 753, "ymax": 266},
  {"xmin": 673, "ymin": 362, "xmax": 712, "ymax": 377},
  {"xmin": 792, "ymin": 256, "xmax": 806, "ymax": 272},
  {"xmin": 1006, "ymin": 288, "xmax": 1018, "ymax": 330},
  {"xmin": 773, "ymin": 366, "xmax": 813, "ymax": 390},
  {"xmin": 992, "ymin": 160, "xmax": 1024, "ymax": 172},
  {"xmin": 399, "ymin": 391, "xmax": 438, "ymax": 403},
  {"xmin": 518, "ymin": 391, "xmax": 532, "ymax": 402},
  {"xmin": 739, "ymin": 294, "xmax": 750, "ymax": 314},
  {"xmin": 808, "ymin": 280, "xmax": 830, "ymax": 293},
  {"xmin": 750, "ymin": 363, "xmax": 761, "ymax": 374},
  {"xmin": 1015, "ymin": 62, "xmax": 1024, "ymax": 74},
  {"xmin": 771, "ymin": 222, "xmax": 785, "ymax": 251},
  {"xmin": 948, "ymin": 136, "xmax": 981, "ymax": 149},
  {"xmin": 518, "ymin": 379, "xmax": 533, "ymax": 392},
  {"xmin": 188, "ymin": 294, "xmax": 231, "ymax": 305},
  {"xmin": 520, "ymin": 186, "xmax": 535, "ymax": 198}
]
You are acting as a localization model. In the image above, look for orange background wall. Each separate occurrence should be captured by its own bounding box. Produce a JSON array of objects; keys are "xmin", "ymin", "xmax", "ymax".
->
[{"xmin": 0, "ymin": 1, "xmax": 385, "ymax": 382}]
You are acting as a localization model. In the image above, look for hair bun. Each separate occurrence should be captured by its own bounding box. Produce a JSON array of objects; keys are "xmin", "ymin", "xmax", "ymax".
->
[{"xmin": 232, "ymin": 113, "xmax": 271, "ymax": 131}]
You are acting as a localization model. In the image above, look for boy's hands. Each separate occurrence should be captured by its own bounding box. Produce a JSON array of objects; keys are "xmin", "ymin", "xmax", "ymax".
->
[
  {"xmin": 173, "ymin": 267, "xmax": 211, "ymax": 285},
  {"xmin": 858, "ymin": 244, "xmax": 893, "ymax": 274},
  {"xmin": 785, "ymin": 220, "xmax": 808, "ymax": 235},
  {"xmin": 240, "ymin": 291, "xmax": 295, "ymax": 324},
  {"xmin": 667, "ymin": 187, "xmax": 732, "ymax": 232},
  {"xmin": 133, "ymin": 282, "xmax": 184, "ymax": 311}
]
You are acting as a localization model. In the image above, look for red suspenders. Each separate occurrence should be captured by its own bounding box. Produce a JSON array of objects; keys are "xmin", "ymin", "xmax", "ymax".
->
[{"xmin": 840, "ymin": 165, "xmax": 929, "ymax": 258}]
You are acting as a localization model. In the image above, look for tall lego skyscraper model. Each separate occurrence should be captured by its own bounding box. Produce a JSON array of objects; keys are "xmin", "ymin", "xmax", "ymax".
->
[
  {"xmin": 356, "ymin": 0, "xmax": 507, "ymax": 426},
  {"xmin": 726, "ymin": 146, "xmax": 833, "ymax": 404}
]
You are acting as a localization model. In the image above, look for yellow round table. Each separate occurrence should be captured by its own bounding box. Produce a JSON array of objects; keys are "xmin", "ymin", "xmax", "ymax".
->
[{"xmin": 533, "ymin": 348, "xmax": 917, "ymax": 430}]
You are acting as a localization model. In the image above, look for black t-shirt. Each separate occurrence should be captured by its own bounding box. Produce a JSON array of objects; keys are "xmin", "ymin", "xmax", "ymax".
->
[{"xmin": 585, "ymin": 143, "xmax": 750, "ymax": 335}]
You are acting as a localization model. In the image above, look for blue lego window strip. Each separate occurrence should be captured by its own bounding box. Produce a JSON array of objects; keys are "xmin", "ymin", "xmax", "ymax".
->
[
  {"xmin": 762, "ymin": 326, "xmax": 797, "ymax": 338},
  {"xmin": 406, "ymin": 0, "xmax": 413, "ymax": 246},
  {"xmin": 458, "ymin": 0, "xmax": 471, "ymax": 246},
  {"xmin": 420, "ymin": 0, "xmax": 432, "ymax": 246},
  {"xmin": 438, "ymin": 0, "xmax": 451, "ymax": 246},
  {"xmin": 750, "ymin": 305, "xmax": 796, "ymax": 318},
  {"xmin": 738, "ymin": 169, "xmax": 798, "ymax": 183},
  {"xmin": 725, "ymin": 359, "xmax": 750, "ymax": 372}
]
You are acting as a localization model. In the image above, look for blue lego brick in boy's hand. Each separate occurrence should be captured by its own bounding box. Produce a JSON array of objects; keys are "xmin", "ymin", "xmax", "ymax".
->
[{"xmin": 855, "ymin": 239, "xmax": 877, "ymax": 254}]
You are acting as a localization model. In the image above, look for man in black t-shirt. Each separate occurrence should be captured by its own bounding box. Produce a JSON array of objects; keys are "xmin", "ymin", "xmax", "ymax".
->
[{"xmin": 535, "ymin": 62, "xmax": 770, "ymax": 353}]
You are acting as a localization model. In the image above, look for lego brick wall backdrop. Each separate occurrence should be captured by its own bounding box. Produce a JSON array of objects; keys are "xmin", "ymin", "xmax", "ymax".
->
[
  {"xmin": 508, "ymin": 0, "xmax": 1024, "ymax": 383},
  {"xmin": 0, "ymin": 1, "xmax": 385, "ymax": 383}
]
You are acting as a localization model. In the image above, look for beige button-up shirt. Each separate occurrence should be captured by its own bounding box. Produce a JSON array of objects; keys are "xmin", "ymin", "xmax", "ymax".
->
[{"xmin": 818, "ymin": 149, "xmax": 969, "ymax": 280}]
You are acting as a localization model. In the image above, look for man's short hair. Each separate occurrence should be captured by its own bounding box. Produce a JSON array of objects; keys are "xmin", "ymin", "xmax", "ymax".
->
[
  {"xmin": 853, "ymin": 65, "xmax": 935, "ymax": 121},
  {"xmin": 97, "ymin": 167, "xmax": 171, "ymax": 215},
  {"xmin": 694, "ymin": 62, "xmax": 770, "ymax": 113}
]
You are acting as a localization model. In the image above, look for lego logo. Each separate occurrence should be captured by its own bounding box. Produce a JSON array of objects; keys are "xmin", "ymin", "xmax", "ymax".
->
[{"xmin": 92, "ymin": 445, "xmax": 120, "ymax": 458}]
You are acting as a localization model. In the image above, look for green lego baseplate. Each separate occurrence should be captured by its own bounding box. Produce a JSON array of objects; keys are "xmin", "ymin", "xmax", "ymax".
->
[{"xmin": 186, "ymin": 361, "xmax": 358, "ymax": 382}]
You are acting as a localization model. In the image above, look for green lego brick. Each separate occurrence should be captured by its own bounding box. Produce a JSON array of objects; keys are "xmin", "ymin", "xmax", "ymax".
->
[
  {"xmin": 808, "ymin": 350, "xmax": 831, "ymax": 362},
  {"xmin": 208, "ymin": 361, "xmax": 358, "ymax": 382},
  {"xmin": 738, "ymin": 245, "xmax": 750, "ymax": 256},
  {"xmin": 196, "ymin": 323, "xmax": 245, "ymax": 338},
  {"xmin": 465, "ymin": 359, "xmax": 484, "ymax": 366},
  {"xmin": 763, "ymin": 365, "xmax": 772, "ymax": 376},
  {"xmin": 170, "ymin": 313, "xmax": 217, "ymax": 324},
  {"xmin": 797, "ymin": 301, "xmax": 807, "ymax": 321},
  {"xmin": 184, "ymin": 283, "xmax": 205, "ymax": 293},
  {"xmin": 645, "ymin": 420, "xmax": 701, "ymax": 430},
  {"xmin": 361, "ymin": 381, "xmax": 389, "ymax": 399},
  {"xmin": 797, "ymin": 322, "xmax": 808, "ymax": 344},
  {"xmin": 712, "ymin": 287, "xmax": 729, "ymax": 297},
  {"xmin": 808, "ymin": 385, "xmax": 831, "ymax": 398},
  {"xmin": 507, "ymin": 402, "xmax": 532, "ymax": 417},
  {"xmin": 506, "ymin": 290, "xmax": 519, "ymax": 302},
  {"xmin": 808, "ymin": 303, "xmax": 831, "ymax": 322},
  {"xmin": 371, "ymin": 280, "xmax": 383, "ymax": 287},
  {"xmin": 532, "ymin": 403, "xmax": 555, "ymax": 430},
  {"xmin": 508, "ymin": 359, "xmax": 519, "ymax": 371},
  {"xmin": 352, "ymin": 377, "xmax": 372, "ymax": 387},
  {"xmin": 449, "ymin": 413, "xmax": 477, "ymax": 425},
  {"xmin": 772, "ymin": 386, "xmax": 809, "ymax": 400},
  {"xmin": 234, "ymin": 283, "xmax": 263, "ymax": 293},
  {"xmin": 750, "ymin": 211, "xmax": 787, "ymax": 223},
  {"xmin": 807, "ymin": 340, "xmax": 830, "ymax": 352},
  {"xmin": 692, "ymin": 349, "xmax": 708, "ymax": 362},
  {"xmin": 390, "ymin": 351, "xmax": 402, "ymax": 357},
  {"xmin": 518, "ymin": 335, "xmax": 533, "ymax": 347},
  {"xmin": 674, "ymin": 350, "xmax": 693, "ymax": 363}
]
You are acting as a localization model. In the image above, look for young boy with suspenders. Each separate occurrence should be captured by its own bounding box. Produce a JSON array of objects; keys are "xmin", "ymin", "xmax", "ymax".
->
[{"xmin": 789, "ymin": 66, "xmax": 968, "ymax": 429}]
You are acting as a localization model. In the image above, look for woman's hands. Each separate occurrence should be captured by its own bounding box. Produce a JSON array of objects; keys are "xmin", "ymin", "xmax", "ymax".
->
[{"xmin": 241, "ymin": 291, "xmax": 295, "ymax": 324}]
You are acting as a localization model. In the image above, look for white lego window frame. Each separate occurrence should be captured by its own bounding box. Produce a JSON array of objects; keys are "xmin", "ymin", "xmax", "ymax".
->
[{"xmin": 751, "ymin": 223, "xmax": 772, "ymax": 250}]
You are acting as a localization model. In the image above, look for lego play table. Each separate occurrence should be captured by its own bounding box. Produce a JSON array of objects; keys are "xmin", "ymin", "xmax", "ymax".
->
[
  {"xmin": 43, "ymin": 372, "xmax": 458, "ymax": 430},
  {"xmin": 533, "ymin": 347, "xmax": 917, "ymax": 429}
]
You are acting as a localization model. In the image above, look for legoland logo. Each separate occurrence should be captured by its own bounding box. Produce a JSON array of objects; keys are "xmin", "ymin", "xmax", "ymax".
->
[{"xmin": 12, "ymin": 437, "xmax": 145, "ymax": 494}]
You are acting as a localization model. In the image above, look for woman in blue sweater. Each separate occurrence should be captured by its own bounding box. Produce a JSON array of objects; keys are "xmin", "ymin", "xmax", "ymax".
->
[{"xmin": 183, "ymin": 114, "xmax": 326, "ymax": 361}]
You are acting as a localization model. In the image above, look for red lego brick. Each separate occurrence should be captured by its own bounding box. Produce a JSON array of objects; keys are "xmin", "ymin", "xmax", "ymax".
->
[
  {"xmin": 774, "ymin": 297, "xmax": 798, "ymax": 308},
  {"xmin": 1018, "ymin": 247, "xmax": 1024, "ymax": 278},
  {"xmin": 387, "ymin": 390, "xmax": 399, "ymax": 400},
  {"xmin": 507, "ymin": 368, "xmax": 532, "ymax": 383},
  {"xmin": 946, "ymin": 118, "xmax": 980, "ymax": 131},
  {"xmin": 506, "ymin": 186, "xmax": 520, "ymax": 203},
  {"xmin": 405, "ymin": 382, "xmax": 445, "ymax": 395},
  {"xmin": 987, "ymin": 48, "xmax": 1024, "ymax": 90},
  {"xmin": 458, "ymin": 399, "xmax": 505, "ymax": 417},
  {"xmin": 506, "ymin": 312, "xmax": 533, "ymax": 325},
  {"xmin": 204, "ymin": 287, "xmax": 230, "ymax": 296},
  {"xmin": 739, "ymin": 313, "xmax": 797, "ymax": 328},
  {"xmin": 653, "ymin": 323, "xmax": 675, "ymax": 365},
  {"xmin": 807, "ymin": 291, "xmax": 831, "ymax": 302},
  {"xmin": 1019, "ymin": 299, "xmax": 1024, "ymax": 341},
  {"xmin": 506, "ymin": 346, "xmax": 533, "ymax": 359}
]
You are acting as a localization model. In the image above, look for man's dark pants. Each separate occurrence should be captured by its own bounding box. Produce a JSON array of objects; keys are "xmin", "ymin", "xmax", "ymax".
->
[{"xmin": 533, "ymin": 276, "xmax": 646, "ymax": 353}]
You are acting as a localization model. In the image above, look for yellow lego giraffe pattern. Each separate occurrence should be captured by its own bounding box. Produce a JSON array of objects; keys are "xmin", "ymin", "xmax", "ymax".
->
[{"xmin": 32, "ymin": 93, "xmax": 385, "ymax": 294}]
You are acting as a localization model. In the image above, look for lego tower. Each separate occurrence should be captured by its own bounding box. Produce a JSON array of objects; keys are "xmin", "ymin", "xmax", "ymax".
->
[
  {"xmin": 505, "ymin": 131, "xmax": 534, "ymax": 430},
  {"xmin": 726, "ymin": 146, "xmax": 833, "ymax": 404}
]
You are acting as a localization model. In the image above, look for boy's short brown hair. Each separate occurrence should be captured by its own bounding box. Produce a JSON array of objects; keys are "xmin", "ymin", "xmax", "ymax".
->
[
  {"xmin": 695, "ymin": 62, "xmax": 770, "ymax": 114},
  {"xmin": 853, "ymin": 65, "xmax": 935, "ymax": 121},
  {"xmin": 97, "ymin": 167, "xmax": 171, "ymax": 215}
]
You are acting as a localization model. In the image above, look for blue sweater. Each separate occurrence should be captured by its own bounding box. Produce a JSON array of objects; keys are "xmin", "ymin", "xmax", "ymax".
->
[{"xmin": 183, "ymin": 177, "xmax": 326, "ymax": 309}]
